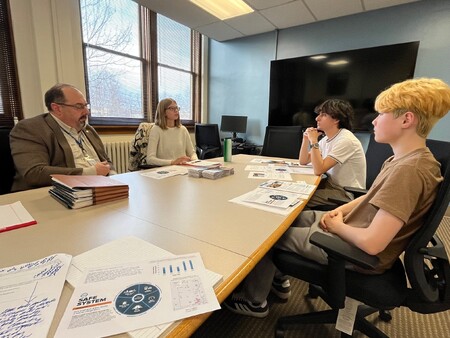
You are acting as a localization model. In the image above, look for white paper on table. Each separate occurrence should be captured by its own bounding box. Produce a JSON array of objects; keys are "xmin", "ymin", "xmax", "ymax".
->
[
  {"xmin": 249, "ymin": 158, "xmax": 290, "ymax": 164},
  {"xmin": 287, "ymin": 166, "xmax": 316, "ymax": 175},
  {"xmin": 0, "ymin": 201, "xmax": 36, "ymax": 228},
  {"xmin": 244, "ymin": 165, "xmax": 271, "ymax": 171},
  {"xmin": 65, "ymin": 236, "xmax": 222, "ymax": 338},
  {"xmin": 230, "ymin": 189, "xmax": 304, "ymax": 215},
  {"xmin": 248, "ymin": 171, "xmax": 293, "ymax": 181},
  {"xmin": 55, "ymin": 253, "xmax": 220, "ymax": 338},
  {"xmin": 242, "ymin": 188, "xmax": 301, "ymax": 209},
  {"xmin": 259, "ymin": 180, "xmax": 316, "ymax": 198},
  {"xmin": 140, "ymin": 166, "xmax": 188, "ymax": 179},
  {"xmin": 0, "ymin": 253, "xmax": 72, "ymax": 338}
]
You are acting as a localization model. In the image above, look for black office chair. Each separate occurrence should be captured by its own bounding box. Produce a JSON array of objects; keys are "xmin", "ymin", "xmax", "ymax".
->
[
  {"xmin": 0, "ymin": 126, "xmax": 15, "ymax": 194},
  {"xmin": 273, "ymin": 140, "xmax": 450, "ymax": 338},
  {"xmin": 195, "ymin": 123, "xmax": 222, "ymax": 159},
  {"xmin": 261, "ymin": 126, "xmax": 303, "ymax": 159}
]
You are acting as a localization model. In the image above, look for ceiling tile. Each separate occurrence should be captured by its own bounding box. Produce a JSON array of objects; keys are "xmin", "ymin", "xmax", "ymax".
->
[
  {"xmin": 225, "ymin": 12, "xmax": 276, "ymax": 36},
  {"xmin": 195, "ymin": 21, "xmax": 245, "ymax": 42},
  {"xmin": 260, "ymin": 1, "xmax": 315, "ymax": 29},
  {"xmin": 245, "ymin": 0, "xmax": 294, "ymax": 11},
  {"xmin": 134, "ymin": 0, "xmax": 422, "ymax": 41},
  {"xmin": 363, "ymin": 0, "xmax": 419, "ymax": 11},
  {"xmin": 304, "ymin": 0, "xmax": 362, "ymax": 21}
]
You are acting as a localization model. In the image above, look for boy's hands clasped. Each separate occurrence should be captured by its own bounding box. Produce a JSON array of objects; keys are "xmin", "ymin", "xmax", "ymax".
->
[{"xmin": 320, "ymin": 209, "xmax": 344, "ymax": 233}]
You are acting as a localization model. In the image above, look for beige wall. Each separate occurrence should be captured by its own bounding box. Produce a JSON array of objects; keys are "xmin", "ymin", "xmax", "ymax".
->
[{"xmin": 10, "ymin": 0, "xmax": 85, "ymax": 118}]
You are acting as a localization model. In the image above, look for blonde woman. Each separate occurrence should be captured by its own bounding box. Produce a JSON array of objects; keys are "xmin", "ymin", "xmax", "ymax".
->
[{"xmin": 146, "ymin": 98, "xmax": 198, "ymax": 166}]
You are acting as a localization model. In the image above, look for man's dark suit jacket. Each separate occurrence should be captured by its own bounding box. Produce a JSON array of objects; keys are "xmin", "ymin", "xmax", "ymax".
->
[{"xmin": 9, "ymin": 113, "xmax": 115, "ymax": 192}]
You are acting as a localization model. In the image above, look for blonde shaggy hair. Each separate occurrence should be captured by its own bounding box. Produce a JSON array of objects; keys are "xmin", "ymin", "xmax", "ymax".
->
[{"xmin": 375, "ymin": 78, "xmax": 450, "ymax": 138}]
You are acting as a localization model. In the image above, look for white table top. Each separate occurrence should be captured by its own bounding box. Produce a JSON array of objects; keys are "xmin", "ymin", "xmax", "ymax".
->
[{"xmin": 0, "ymin": 154, "xmax": 319, "ymax": 337}]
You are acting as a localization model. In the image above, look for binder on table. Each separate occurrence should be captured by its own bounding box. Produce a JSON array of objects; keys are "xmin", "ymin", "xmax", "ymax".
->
[{"xmin": 49, "ymin": 174, "xmax": 129, "ymax": 209}]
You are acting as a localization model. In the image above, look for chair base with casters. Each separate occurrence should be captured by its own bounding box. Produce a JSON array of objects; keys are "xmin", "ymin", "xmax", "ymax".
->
[
  {"xmin": 275, "ymin": 283, "xmax": 393, "ymax": 338},
  {"xmin": 273, "ymin": 240, "xmax": 407, "ymax": 338}
]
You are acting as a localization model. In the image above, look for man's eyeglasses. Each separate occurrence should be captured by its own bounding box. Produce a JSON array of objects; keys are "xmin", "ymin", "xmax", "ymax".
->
[
  {"xmin": 54, "ymin": 102, "xmax": 91, "ymax": 110},
  {"xmin": 166, "ymin": 106, "xmax": 180, "ymax": 111}
]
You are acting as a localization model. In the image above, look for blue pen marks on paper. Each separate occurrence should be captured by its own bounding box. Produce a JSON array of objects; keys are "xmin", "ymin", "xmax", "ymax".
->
[
  {"xmin": 0, "ymin": 282, "xmax": 56, "ymax": 337},
  {"xmin": 0, "ymin": 253, "xmax": 72, "ymax": 338}
]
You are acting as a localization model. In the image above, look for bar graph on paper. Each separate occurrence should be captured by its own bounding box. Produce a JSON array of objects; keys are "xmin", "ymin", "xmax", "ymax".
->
[
  {"xmin": 149, "ymin": 255, "xmax": 208, "ymax": 310},
  {"xmin": 151, "ymin": 257, "xmax": 196, "ymax": 276}
]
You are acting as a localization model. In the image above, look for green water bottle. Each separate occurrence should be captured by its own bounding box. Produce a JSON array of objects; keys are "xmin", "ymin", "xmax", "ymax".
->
[{"xmin": 223, "ymin": 138, "xmax": 232, "ymax": 162}]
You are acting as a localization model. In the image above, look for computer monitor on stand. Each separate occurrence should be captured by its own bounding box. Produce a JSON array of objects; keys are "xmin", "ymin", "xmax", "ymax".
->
[{"xmin": 220, "ymin": 115, "xmax": 248, "ymax": 143}]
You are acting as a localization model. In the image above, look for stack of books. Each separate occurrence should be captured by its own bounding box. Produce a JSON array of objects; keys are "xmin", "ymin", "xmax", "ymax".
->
[
  {"xmin": 49, "ymin": 174, "xmax": 129, "ymax": 209},
  {"xmin": 201, "ymin": 166, "xmax": 234, "ymax": 180},
  {"xmin": 188, "ymin": 166, "xmax": 234, "ymax": 179}
]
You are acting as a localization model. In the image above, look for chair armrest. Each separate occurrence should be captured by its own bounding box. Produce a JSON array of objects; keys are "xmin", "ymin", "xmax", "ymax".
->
[
  {"xmin": 138, "ymin": 164, "xmax": 160, "ymax": 170},
  {"xmin": 196, "ymin": 146, "xmax": 221, "ymax": 160},
  {"xmin": 310, "ymin": 232, "xmax": 379, "ymax": 270},
  {"xmin": 344, "ymin": 186, "xmax": 368, "ymax": 198}
]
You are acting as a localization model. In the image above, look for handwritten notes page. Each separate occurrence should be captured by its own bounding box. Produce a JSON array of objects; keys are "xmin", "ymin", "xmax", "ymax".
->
[
  {"xmin": 55, "ymin": 253, "xmax": 220, "ymax": 338},
  {"xmin": 0, "ymin": 254, "xmax": 72, "ymax": 337}
]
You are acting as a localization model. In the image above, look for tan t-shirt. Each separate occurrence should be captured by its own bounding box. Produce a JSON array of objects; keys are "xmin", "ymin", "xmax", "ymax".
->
[{"xmin": 344, "ymin": 147, "xmax": 442, "ymax": 273}]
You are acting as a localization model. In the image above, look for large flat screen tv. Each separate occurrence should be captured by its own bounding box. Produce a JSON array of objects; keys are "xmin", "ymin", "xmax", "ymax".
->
[{"xmin": 268, "ymin": 42, "xmax": 419, "ymax": 131}]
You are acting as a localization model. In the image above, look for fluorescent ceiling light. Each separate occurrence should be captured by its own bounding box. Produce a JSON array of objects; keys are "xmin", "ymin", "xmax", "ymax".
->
[
  {"xmin": 327, "ymin": 60, "xmax": 349, "ymax": 66},
  {"xmin": 190, "ymin": 0, "xmax": 254, "ymax": 20},
  {"xmin": 310, "ymin": 55, "xmax": 327, "ymax": 60}
]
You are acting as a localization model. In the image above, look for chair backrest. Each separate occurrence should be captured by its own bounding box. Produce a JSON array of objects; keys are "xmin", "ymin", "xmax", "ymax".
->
[
  {"xmin": 261, "ymin": 125, "xmax": 303, "ymax": 159},
  {"xmin": 365, "ymin": 133, "xmax": 394, "ymax": 189},
  {"xmin": 194, "ymin": 124, "xmax": 222, "ymax": 159},
  {"xmin": 128, "ymin": 122, "xmax": 154, "ymax": 171},
  {"xmin": 195, "ymin": 124, "xmax": 221, "ymax": 149},
  {"xmin": 0, "ymin": 126, "xmax": 15, "ymax": 194},
  {"xmin": 403, "ymin": 139, "xmax": 450, "ymax": 312}
]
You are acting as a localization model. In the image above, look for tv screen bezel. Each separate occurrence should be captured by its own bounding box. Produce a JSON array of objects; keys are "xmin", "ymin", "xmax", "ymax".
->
[{"xmin": 268, "ymin": 41, "xmax": 420, "ymax": 132}]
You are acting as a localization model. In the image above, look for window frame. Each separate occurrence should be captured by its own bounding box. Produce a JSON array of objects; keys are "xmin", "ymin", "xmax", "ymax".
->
[
  {"xmin": 0, "ymin": 0, "xmax": 23, "ymax": 127},
  {"xmin": 80, "ymin": 3, "xmax": 201, "ymax": 133}
]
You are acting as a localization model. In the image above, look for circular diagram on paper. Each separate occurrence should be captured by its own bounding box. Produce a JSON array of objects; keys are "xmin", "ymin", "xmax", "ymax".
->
[
  {"xmin": 115, "ymin": 283, "xmax": 161, "ymax": 316},
  {"xmin": 269, "ymin": 194, "xmax": 288, "ymax": 201}
]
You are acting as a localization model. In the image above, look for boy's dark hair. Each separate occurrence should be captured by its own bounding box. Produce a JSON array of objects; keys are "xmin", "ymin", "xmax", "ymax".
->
[{"xmin": 315, "ymin": 99, "xmax": 354, "ymax": 130}]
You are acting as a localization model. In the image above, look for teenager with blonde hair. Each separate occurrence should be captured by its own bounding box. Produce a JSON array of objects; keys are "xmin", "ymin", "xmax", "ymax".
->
[{"xmin": 225, "ymin": 78, "xmax": 450, "ymax": 318}]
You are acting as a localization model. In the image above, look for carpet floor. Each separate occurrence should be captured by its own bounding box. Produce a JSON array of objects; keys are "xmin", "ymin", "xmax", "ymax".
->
[{"xmin": 192, "ymin": 216, "xmax": 450, "ymax": 338}]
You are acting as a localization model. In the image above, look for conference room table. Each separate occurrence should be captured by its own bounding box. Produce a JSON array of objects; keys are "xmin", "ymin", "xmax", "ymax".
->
[{"xmin": 0, "ymin": 154, "xmax": 320, "ymax": 337}]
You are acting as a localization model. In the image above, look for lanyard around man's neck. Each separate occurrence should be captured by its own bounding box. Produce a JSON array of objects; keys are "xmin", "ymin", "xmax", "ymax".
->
[{"xmin": 61, "ymin": 128, "xmax": 86, "ymax": 154}]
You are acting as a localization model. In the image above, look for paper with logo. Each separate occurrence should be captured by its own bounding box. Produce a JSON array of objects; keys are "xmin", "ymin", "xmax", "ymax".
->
[
  {"xmin": 242, "ymin": 188, "xmax": 301, "ymax": 209},
  {"xmin": 259, "ymin": 180, "xmax": 316, "ymax": 199},
  {"xmin": 140, "ymin": 166, "xmax": 188, "ymax": 179},
  {"xmin": 55, "ymin": 253, "xmax": 220, "ymax": 338},
  {"xmin": 0, "ymin": 254, "xmax": 72, "ymax": 337}
]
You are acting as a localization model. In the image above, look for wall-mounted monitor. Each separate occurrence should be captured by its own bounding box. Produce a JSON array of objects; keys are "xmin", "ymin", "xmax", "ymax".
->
[
  {"xmin": 220, "ymin": 115, "xmax": 248, "ymax": 140},
  {"xmin": 268, "ymin": 41, "xmax": 420, "ymax": 132}
]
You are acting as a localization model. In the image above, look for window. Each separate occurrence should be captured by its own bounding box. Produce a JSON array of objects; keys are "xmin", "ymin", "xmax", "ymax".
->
[
  {"xmin": 0, "ymin": 0, "xmax": 22, "ymax": 127},
  {"xmin": 79, "ymin": 0, "xmax": 201, "ymax": 129}
]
